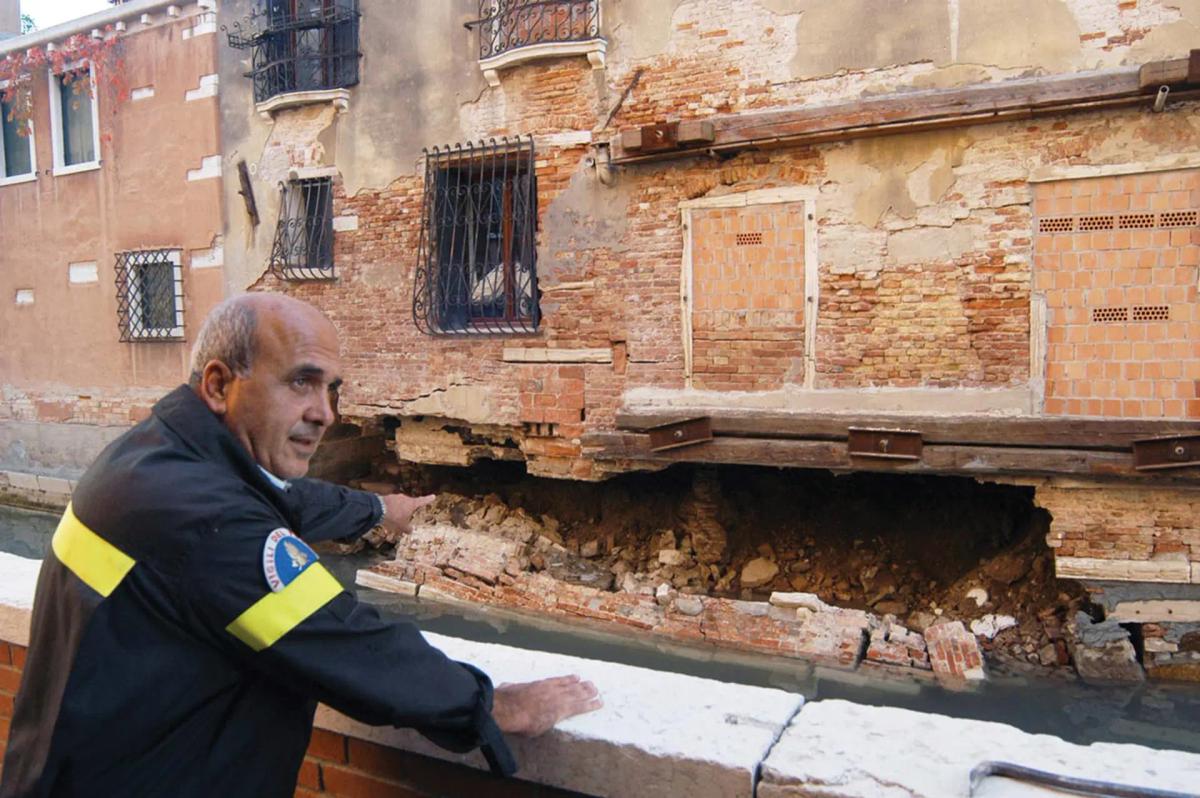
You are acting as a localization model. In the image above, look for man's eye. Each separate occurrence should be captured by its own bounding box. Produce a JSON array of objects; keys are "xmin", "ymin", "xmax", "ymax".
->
[{"xmin": 292, "ymin": 378, "xmax": 309, "ymax": 390}]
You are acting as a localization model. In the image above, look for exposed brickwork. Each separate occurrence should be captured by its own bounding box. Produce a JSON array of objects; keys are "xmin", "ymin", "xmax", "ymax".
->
[
  {"xmin": 1035, "ymin": 170, "xmax": 1200, "ymax": 418},
  {"xmin": 0, "ymin": 387, "xmax": 162, "ymax": 428},
  {"xmin": 1040, "ymin": 483, "xmax": 1200, "ymax": 568},
  {"xmin": 924, "ymin": 621, "xmax": 986, "ymax": 681},
  {"xmin": 0, "ymin": 643, "xmax": 27, "ymax": 780},
  {"xmin": 297, "ymin": 727, "xmax": 581, "ymax": 798}
]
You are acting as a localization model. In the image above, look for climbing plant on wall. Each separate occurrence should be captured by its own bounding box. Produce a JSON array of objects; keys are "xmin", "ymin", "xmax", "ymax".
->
[{"xmin": 0, "ymin": 28, "xmax": 127, "ymax": 138}]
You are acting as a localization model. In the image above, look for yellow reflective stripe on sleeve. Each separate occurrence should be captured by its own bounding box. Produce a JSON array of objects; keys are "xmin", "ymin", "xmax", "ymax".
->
[
  {"xmin": 51, "ymin": 503, "xmax": 137, "ymax": 598},
  {"xmin": 225, "ymin": 563, "xmax": 343, "ymax": 652}
]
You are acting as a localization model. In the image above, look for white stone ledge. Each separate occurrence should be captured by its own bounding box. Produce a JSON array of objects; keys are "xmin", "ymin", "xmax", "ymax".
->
[
  {"xmin": 480, "ymin": 39, "xmax": 606, "ymax": 88},
  {"xmin": 1056, "ymin": 555, "xmax": 1194, "ymax": 584},
  {"xmin": 760, "ymin": 700, "xmax": 1200, "ymax": 798},
  {"xmin": 255, "ymin": 88, "xmax": 350, "ymax": 120},
  {"xmin": 317, "ymin": 632, "xmax": 801, "ymax": 798},
  {"xmin": 0, "ymin": 553, "xmax": 38, "ymax": 647}
]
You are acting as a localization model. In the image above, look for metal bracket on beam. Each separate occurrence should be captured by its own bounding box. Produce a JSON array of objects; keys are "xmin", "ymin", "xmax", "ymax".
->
[
  {"xmin": 847, "ymin": 428, "xmax": 923, "ymax": 461},
  {"xmin": 646, "ymin": 417, "xmax": 713, "ymax": 452},
  {"xmin": 1132, "ymin": 434, "xmax": 1200, "ymax": 470}
]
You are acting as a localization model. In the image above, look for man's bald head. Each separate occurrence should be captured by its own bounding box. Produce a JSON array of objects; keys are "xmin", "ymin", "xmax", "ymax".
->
[
  {"xmin": 189, "ymin": 293, "xmax": 343, "ymax": 478},
  {"xmin": 189, "ymin": 293, "xmax": 336, "ymax": 387}
]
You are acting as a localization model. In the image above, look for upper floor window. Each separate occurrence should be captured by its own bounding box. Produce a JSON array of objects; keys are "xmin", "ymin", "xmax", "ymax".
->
[
  {"xmin": 229, "ymin": 0, "xmax": 361, "ymax": 105},
  {"xmin": 413, "ymin": 137, "xmax": 539, "ymax": 335},
  {"xmin": 468, "ymin": 0, "xmax": 605, "ymax": 87},
  {"xmin": 49, "ymin": 70, "xmax": 100, "ymax": 175},
  {"xmin": 269, "ymin": 176, "xmax": 335, "ymax": 280},
  {"xmin": 115, "ymin": 249, "xmax": 185, "ymax": 342},
  {"xmin": 0, "ymin": 97, "xmax": 36, "ymax": 184}
]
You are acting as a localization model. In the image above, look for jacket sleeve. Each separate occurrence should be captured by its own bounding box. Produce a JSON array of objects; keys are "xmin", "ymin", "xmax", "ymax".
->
[
  {"xmin": 285, "ymin": 478, "xmax": 384, "ymax": 543},
  {"xmin": 179, "ymin": 506, "xmax": 516, "ymax": 776}
]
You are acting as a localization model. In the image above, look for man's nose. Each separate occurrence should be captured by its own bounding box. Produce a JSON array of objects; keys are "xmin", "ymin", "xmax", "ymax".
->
[{"xmin": 305, "ymin": 388, "xmax": 336, "ymax": 427}]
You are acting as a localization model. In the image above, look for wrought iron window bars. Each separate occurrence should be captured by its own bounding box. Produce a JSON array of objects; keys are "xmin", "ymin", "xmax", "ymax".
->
[
  {"xmin": 226, "ymin": 0, "xmax": 360, "ymax": 104},
  {"xmin": 467, "ymin": 0, "xmax": 601, "ymax": 61},
  {"xmin": 413, "ymin": 137, "xmax": 540, "ymax": 335},
  {"xmin": 269, "ymin": 177, "xmax": 335, "ymax": 281},
  {"xmin": 115, "ymin": 250, "xmax": 185, "ymax": 342}
]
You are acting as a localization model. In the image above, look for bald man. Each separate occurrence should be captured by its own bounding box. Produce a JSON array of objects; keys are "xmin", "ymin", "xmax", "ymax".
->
[{"xmin": 1, "ymin": 293, "xmax": 600, "ymax": 798}]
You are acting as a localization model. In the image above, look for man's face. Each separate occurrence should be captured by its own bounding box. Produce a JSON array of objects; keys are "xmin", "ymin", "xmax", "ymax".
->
[{"xmin": 219, "ymin": 305, "xmax": 343, "ymax": 479}]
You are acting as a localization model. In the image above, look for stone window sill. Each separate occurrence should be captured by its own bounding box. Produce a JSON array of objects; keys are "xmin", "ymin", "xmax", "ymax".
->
[
  {"xmin": 255, "ymin": 88, "xmax": 351, "ymax": 120},
  {"xmin": 480, "ymin": 38, "xmax": 606, "ymax": 88},
  {"xmin": 53, "ymin": 161, "xmax": 101, "ymax": 178},
  {"xmin": 0, "ymin": 172, "xmax": 38, "ymax": 187}
]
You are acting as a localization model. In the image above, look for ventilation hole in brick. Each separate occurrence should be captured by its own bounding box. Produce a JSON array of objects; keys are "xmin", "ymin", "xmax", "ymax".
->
[
  {"xmin": 1092, "ymin": 306, "xmax": 1128, "ymax": 323},
  {"xmin": 1038, "ymin": 217, "xmax": 1074, "ymax": 233},
  {"xmin": 735, "ymin": 232, "xmax": 764, "ymax": 246},
  {"xmin": 1160, "ymin": 210, "xmax": 1199, "ymax": 228},
  {"xmin": 1078, "ymin": 215, "xmax": 1115, "ymax": 231},
  {"xmin": 1131, "ymin": 305, "xmax": 1169, "ymax": 322},
  {"xmin": 1118, "ymin": 213, "xmax": 1156, "ymax": 229}
]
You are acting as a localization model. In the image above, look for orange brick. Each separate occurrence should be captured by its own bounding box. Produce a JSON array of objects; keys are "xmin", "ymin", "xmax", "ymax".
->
[
  {"xmin": 297, "ymin": 759, "xmax": 321, "ymax": 790},
  {"xmin": 319, "ymin": 765, "xmax": 422, "ymax": 798},
  {"xmin": 307, "ymin": 729, "xmax": 348, "ymax": 764},
  {"xmin": 0, "ymin": 668, "xmax": 22, "ymax": 694},
  {"xmin": 10, "ymin": 647, "xmax": 24, "ymax": 670}
]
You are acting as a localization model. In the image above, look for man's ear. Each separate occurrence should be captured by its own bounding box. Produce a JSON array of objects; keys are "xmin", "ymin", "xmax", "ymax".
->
[{"xmin": 196, "ymin": 360, "xmax": 237, "ymax": 416}]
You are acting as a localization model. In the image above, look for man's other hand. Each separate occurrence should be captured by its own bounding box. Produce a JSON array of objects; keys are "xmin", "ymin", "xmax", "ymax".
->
[
  {"xmin": 491, "ymin": 675, "xmax": 603, "ymax": 737},
  {"xmin": 378, "ymin": 492, "xmax": 436, "ymax": 536}
]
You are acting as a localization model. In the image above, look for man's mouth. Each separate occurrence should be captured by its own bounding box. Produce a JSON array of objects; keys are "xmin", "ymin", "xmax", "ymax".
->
[{"xmin": 290, "ymin": 436, "xmax": 318, "ymax": 451}]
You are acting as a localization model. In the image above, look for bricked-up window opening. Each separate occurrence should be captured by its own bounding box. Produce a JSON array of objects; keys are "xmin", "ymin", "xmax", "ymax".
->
[
  {"xmin": 115, "ymin": 250, "xmax": 184, "ymax": 342},
  {"xmin": 269, "ymin": 177, "xmax": 334, "ymax": 280},
  {"xmin": 1092, "ymin": 306, "xmax": 1128, "ymax": 324},
  {"xmin": 467, "ymin": 0, "xmax": 601, "ymax": 61},
  {"xmin": 226, "ymin": 0, "xmax": 360, "ymax": 104},
  {"xmin": 413, "ymin": 137, "xmax": 539, "ymax": 335}
]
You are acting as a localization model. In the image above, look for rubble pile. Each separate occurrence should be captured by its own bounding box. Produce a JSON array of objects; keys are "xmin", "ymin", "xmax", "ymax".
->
[{"xmin": 349, "ymin": 467, "xmax": 1088, "ymax": 681}]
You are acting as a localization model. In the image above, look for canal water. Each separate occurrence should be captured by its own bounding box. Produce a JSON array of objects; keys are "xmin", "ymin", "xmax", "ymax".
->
[{"xmin": 4, "ymin": 503, "xmax": 1198, "ymax": 753}]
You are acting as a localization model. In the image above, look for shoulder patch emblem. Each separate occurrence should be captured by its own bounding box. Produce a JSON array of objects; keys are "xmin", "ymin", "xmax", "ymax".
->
[{"xmin": 262, "ymin": 528, "xmax": 318, "ymax": 593}]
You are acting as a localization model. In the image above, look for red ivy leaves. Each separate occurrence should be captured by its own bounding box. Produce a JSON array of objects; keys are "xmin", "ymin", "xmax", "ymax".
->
[{"xmin": 1, "ymin": 27, "xmax": 127, "ymax": 137}]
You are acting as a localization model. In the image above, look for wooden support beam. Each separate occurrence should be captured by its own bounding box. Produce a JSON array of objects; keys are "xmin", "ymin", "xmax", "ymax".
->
[
  {"xmin": 582, "ymin": 432, "xmax": 1200, "ymax": 482},
  {"xmin": 612, "ymin": 62, "xmax": 1200, "ymax": 164},
  {"xmin": 614, "ymin": 410, "xmax": 1200, "ymax": 451}
]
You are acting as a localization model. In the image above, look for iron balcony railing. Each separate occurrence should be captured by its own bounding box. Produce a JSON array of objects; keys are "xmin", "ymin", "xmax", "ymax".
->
[
  {"xmin": 413, "ymin": 137, "xmax": 540, "ymax": 335},
  {"xmin": 269, "ymin": 177, "xmax": 336, "ymax": 281},
  {"xmin": 226, "ymin": 0, "xmax": 360, "ymax": 104},
  {"xmin": 467, "ymin": 0, "xmax": 601, "ymax": 61}
]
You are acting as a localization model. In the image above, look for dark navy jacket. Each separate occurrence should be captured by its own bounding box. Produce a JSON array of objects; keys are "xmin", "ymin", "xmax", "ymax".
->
[{"xmin": 0, "ymin": 386, "xmax": 514, "ymax": 798}]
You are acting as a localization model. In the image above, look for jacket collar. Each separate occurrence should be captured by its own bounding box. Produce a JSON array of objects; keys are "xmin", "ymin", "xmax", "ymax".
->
[{"xmin": 151, "ymin": 385, "xmax": 297, "ymax": 523}]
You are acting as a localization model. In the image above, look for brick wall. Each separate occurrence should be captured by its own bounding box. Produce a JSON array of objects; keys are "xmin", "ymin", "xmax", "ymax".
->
[
  {"xmin": 1040, "ymin": 483, "xmax": 1200, "ymax": 585},
  {"xmin": 237, "ymin": 1, "xmax": 1200, "ymax": 479},
  {"xmin": 1035, "ymin": 170, "xmax": 1200, "ymax": 418},
  {"xmin": 0, "ymin": 641, "xmax": 25, "ymax": 783}
]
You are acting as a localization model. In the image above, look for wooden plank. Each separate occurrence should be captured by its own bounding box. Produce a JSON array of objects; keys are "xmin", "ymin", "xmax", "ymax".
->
[
  {"xmin": 614, "ymin": 410, "xmax": 1200, "ymax": 450},
  {"xmin": 582, "ymin": 432, "xmax": 1200, "ymax": 482},
  {"xmin": 1110, "ymin": 600, "xmax": 1200, "ymax": 623},
  {"xmin": 612, "ymin": 65, "xmax": 1200, "ymax": 163}
]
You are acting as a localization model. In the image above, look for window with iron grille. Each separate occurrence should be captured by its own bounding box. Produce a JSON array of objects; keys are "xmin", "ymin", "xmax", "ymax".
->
[
  {"xmin": 226, "ymin": 0, "xmax": 360, "ymax": 105},
  {"xmin": 269, "ymin": 177, "xmax": 335, "ymax": 280},
  {"xmin": 115, "ymin": 250, "xmax": 185, "ymax": 342},
  {"xmin": 468, "ymin": 1, "xmax": 602, "ymax": 61},
  {"xmin": 413, "ymin": 137, "xmax": 539, "ymax": 335}
]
